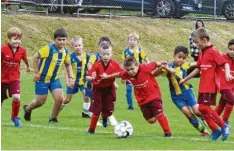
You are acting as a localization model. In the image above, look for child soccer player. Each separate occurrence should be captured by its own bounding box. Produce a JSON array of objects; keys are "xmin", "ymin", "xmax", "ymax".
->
[
  {"xmin": 180, "ymin": 28, "xmax": 233, "ymax": 141},
  {"xmin": 152, "ymin": 46, "xmax": 208, "ymax": 136},
  {"xmin": 1, "ymin": 27, "xmax": 30, "ymax": 127},
  {"xmin": 86, "ymin": 41, "xmax": 122, "ymax": 134},
  {"xmin": 23, "ymin": 29, "xmax": 74, "ymax": 123},
  {"xmin": 60, "ymin": 36, "xmax": 91, "ymax": 118},
  {"xmin": 121, "ymin": 32, "xmax": 150, "ymax": 110},
  {"xmin": 215, "ymin": 39, "xmax": 234, "ymax": 126},
  {"xmin": 87, "ymin": 36, "xmax": 118, "ymax": 126},
  {"xmin": 101, "ymin": 57, "xmax": 172, "ymax": 137}
]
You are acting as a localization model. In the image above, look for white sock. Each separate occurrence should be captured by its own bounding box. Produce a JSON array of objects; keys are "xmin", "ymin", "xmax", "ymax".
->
[
  {"xmin": 83, "ymin": 102, "xmax": 90, "ymax": 113},
  {"xmin": 108, "ymin": 115, "xmax": 118, "ymax": 126}
]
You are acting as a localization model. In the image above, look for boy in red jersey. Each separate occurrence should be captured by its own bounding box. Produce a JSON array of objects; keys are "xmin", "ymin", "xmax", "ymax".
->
[
  {"xmin": 215, "ymin": 39, "xmax": 234, "ymax": 126},
  {"xmin": 1, "ymin": 27, "xmax": 30, "ymax": 127},
  {"xmin": 101, "ymin": 57, "xmax": 172, "ymax": 137},
  {"xmin": 180, "ymin": 28, "xmax": 233, "ymax": 141},
  {"xmin": 86, "ymin": 41, "xmax": 122, "ymax": 134}
]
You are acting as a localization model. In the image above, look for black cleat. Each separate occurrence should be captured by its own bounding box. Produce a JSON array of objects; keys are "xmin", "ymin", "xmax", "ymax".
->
[
  {"xmin": 82, "ymin": 112, "xmax": 90, "ymax": 118},
  {"xmin": 23, "ymin": 104, "xmax": 31, "ymax": 121},
  {"xmin": 87, "ymin": 130, "xmax": 95, "ymax": 134},
  {"xmin": 49, "ymin": 118, "xmax": 58, "ymax": 123}
]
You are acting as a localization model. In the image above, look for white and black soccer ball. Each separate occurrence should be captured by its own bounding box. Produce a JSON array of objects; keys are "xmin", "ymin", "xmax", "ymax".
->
[{"xmin": 114, "ymin": 121, "xmax": 133, "ymax": 138}]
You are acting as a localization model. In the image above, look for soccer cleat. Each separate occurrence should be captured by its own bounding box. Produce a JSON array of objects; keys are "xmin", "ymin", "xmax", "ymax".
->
[
  {"xmin": 23, "ymin": 104, "xmax": 31, "ymax": 121},
  {"xmin": 87, "ymin": 130, "xmax": 95, "ymax": 134},
  {"xmin": 221, "ymin": 124, "xmax": 231, "ymax": 141},
  {"xmin": 164, "ymin": 133, "xmax": 173, "ymax": 138},
  {"xmin": 102, "ymin": 118, "xmax": 108, "ymax": 128},
  {"xmin": 11, "ymin": 117, "xmax": 22, "ymax": 128},
  {"xmin": 127, "ymin": 106, "xmax": 134, "ymax": 110},
  {"xmin": 49, "ymin": 118, "xmax": 58, "ymax": 123},
  {"xmin": 82, "ymin": 112, "xmax": 90, "ymax": 118},
  {"xmin": 201, "ymin": 131, "xmax": 209, "ymax": 137},
  {"xmin": 211, "ymin": 128, "xmax": 221, "ymax": 141}
]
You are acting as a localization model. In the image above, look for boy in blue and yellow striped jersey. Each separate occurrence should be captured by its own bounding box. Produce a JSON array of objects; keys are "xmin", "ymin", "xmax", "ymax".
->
[
  {"xmin": 60, "ymin": 36, "xmax": 91, "ymax": 118},
  {"xmin": 121, "ymin": 32, "xmax": 150, "ymax": 110},
  {"xmin": 152, "ymin": 46, "xmax": 209, "ymax": 136},
  {"xmin": 23, "ymin": 29, "xmax": 74, "ymax": 123}
]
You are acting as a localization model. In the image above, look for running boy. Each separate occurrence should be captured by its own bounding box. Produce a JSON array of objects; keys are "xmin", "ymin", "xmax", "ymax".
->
[
  {"xmin": 23, "ymin": 29, "xmax": 74, "ymax": 123},
  {"xmin": 101, "ymin": 57, "xmax": 172, "ymax": 137},
  {"xmin": 152, "ymin": 46, "xmax": 208, "ymax": 136},
  {"xmin": 121, "ymin": 32, "xmax": 150, "ymax": 110},
  {"xmin": 1, "ymin": 27, "xmax": 30, "ymax": 127},
  {"xmin": 180, "ymin": 28, "xmax": 233, "ymax": 141},
  {"xmin": 60, "ymin": 36, "xmax": 91, "ymax": 118},
  {"xmin": 86, "ymin": 41, "xmax": 122, "ymax": 134}
]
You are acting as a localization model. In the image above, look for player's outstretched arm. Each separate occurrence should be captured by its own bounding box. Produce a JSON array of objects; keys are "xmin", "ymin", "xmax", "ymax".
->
[
  {"xmin": 144, "ymin": 57, "xmax": 150, "ymax": 64},
  {"xmin": 33, "ymin": 52, "xmax": 41, "ymax": 82},
  {"xmin": 100, "ymin": 72, "xmax": 121, "ymax": 79},
  {"xmin": 224, "ymin": 63, "xmax": 234, "ymax": 81},
  {"xmin": 189, "ymin": 62, "xmax": 197, "ymax": 67},
  {"xmin": 179, "ymin": 68, "xmax": 200, "ymax": 84}
]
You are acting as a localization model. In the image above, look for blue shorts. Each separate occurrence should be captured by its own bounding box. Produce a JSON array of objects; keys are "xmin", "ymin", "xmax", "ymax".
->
[
  {"xmin": 85, "ymin": 87, "xmax": 92, "ymax": 99},
  {"xmin": 66, "ymin": 83, "xmax": 85, "ymax": 94},
  {"xmin": 35, "ymin": 78, "xmax": 62, "ymax": 95},
  {"xmin": 171, "ymin": 89, "xmax": 197, "ymax": 109}
]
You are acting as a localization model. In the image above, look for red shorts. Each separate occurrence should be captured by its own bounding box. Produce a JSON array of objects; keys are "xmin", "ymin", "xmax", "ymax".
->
[
  {"xmin": 198, "ymin": 93, "xmax": 217, "ymax": 105},
  {"xmin": 1, "ymin": 81, "xmax": 20, "ymax": 101},
  {"xmin": 89, "ymin": 85, "xmax": 116, "ymax": 116},
  {"xmin": 140, "ymin": 99, "xmax": 163, "ymax": 121},
  {"xmin": 220, "ymin": 89, "xmax": 234, "ymax": 104}
]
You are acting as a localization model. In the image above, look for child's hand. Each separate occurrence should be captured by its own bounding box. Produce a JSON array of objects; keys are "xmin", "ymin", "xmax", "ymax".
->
[
  {"xmin": 67, "ymin": 78, "xmax": 75, "ymax": 88},
  {"xmin": 114, "ymin": 82, "xmax": 119, "ymax": 90},
  {"xmin": 225, "ymin": 73, "xmax": 234, "ymax": 81},
  {"xmin": 179, "ymin": 79, "xmax": 186, "ymax": 85},
  {"xmin": 100, "ymin": 73, "xmax": 108, "ymax": 79},
  {"xmin": 91, "ymin": 72, "xmax": 96, "ymax": 80},
  {"xmin": 33, "ymin": 72, "xmax": 40, "ymax": 82},
  {"xmin": 26, "ymin": 67, "xmax": 31, "ymax": 72}
]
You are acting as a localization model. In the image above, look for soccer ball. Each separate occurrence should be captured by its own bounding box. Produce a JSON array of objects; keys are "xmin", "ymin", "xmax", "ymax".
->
[{"xmin": 114, "ymin": 121, "xmax": 133, "ymax": 138}]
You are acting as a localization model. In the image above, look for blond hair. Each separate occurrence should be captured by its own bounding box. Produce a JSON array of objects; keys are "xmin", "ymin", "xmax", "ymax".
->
[
  {"xmin": 128, "ymin": 32, "xmax": 140, "ymax": 41},
  {"xmin": 7, "ymin": 27, "xmax": 22, "ymax": 39},
  {"xmin": 195, "ymin": 27, "xmax": 210, "ymax": 41},
  {"xmin": 70, "ymin": 35, "xmax": 83, "ymax": 46}
]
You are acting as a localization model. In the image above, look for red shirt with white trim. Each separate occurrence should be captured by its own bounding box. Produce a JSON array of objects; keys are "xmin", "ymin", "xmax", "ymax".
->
[
  {"xmin": 87, "ymin": 59, "xmax": 122, "ymax": 88},
  {"xmin": 196, "ymin": 45, "xmax": 226, "ymax": 93},
  {"xmin": 120, "ymin": 62, "xmax": 161, "ymax": 107},
  {"xmin": 1, "ymin": 44, "xmax": 27, "ymax": 83}
]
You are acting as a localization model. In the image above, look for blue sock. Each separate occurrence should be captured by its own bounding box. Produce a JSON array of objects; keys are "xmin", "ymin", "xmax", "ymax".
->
[
  {"xmin": 190, "ymin": 118, "xmax": 205, "ymax": 133},
  {"xmin": 126, "ymin": 84, "xmax": 133, "ymax": 108},
  {"xmin": 190, "ymin": 118, "xmax": 199, "ymax": 127}
]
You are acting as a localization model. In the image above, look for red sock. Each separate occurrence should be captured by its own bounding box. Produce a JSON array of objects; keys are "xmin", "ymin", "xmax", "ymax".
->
[
  {"xmin": 215, "ymin": 104, "xmax": 225, "ymax": 115},
  {"xmin": 11, "ymin": 101, "xmax": 20, "ymax": 118},
  {"xmin": 222, "ymin": 103, "xmax": 233, "ymax": 121},
  {"xmin": 203, "ymin": 115, "xmax": 218, "ymax": 132},
  {"xmin": 88, "ymin": 114, "xmax": 99, "ymax": 131},
  {"xmin": 156, "ymin": 113, "xmax": 171, "ymax": 134}
]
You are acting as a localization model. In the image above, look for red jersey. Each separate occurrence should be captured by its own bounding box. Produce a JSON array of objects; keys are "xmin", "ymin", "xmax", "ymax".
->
[
  {"xmin": 87, "ymin": 59, "xmax": 122, "ymax": 88},
  {"xmin": 120, "ymin": 62, "xmax": 161, "ymax": 107},
  {"xmin": 197, "ymin": 45, "xmax": 226, "ymax": 93},
  {"xmin": 217, "ymin": 54, "xmax": 234, "ymax": 90},
  {"xmin": 1, "ymin": 44, "xmax": 27, "ymax": 83}
]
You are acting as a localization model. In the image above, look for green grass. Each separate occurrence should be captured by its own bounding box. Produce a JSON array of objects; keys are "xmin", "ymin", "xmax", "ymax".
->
[{"xmin": 1, "ymin": 76, "xmax": 234, "ymax": 150}]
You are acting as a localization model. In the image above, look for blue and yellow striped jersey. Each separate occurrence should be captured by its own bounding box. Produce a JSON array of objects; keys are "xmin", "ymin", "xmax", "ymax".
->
[
  {"xmin": 162, "ymin": 62, "xmax": 192, "ymax": 96},
  {"xmin": 89, "ymin": 51, "xmax": 101, "ymax": 65},
  {"xmin": 121, "ymin": 47, "xmax": 147, "ymax": 63},
  {"xmin": 38, "ymin": 44, "xmax": 70, "ymax": 82},
  {"xmin": 70, "ymin": 52, "xmax": 90, "ymax": 85}
]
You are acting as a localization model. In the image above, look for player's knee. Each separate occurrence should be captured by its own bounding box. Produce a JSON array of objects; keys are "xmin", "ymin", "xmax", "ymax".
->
[
  {"xmin": 12, "ymin": 94, "xmax": 20, "ymax": 102},
  {"xmin": 147, "ymin": 117, "xmax": 156, "ymax": 124}
]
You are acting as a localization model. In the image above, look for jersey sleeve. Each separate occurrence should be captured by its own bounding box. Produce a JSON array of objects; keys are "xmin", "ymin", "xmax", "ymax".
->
[
  {"xmin": 145, "ymin": 62, "xmax": 157, "ymax": 73},
  {"xmin": 161, "ymin": 69, "xmax": 168, "ymax": 76},
  {"xmin": 181, "ymin": 62, "xmax": 190, "ymax": 70},
  {"xmin": 120, "ymin": 71, "xmax": 129, "ymax": 80},
  {"xmin": 89, "ymin": 54, "xmax": 97, "ymax": 65},
  {"xmin": 212, "ymin": 50, "xmax": 226, "ymax": 66},
  {"xmin": 22, "ymin": 48, "xmax": 27, "ymax": 60},
  {"xmin": 140, "ymin": 49, "xmax": 147, "ymax": 59},
  {"xmin": 38, "ymin": 46, "xmax": 50, "ymax": 58},
  {"xmin": 196, "ymin": 52, "xmax": 202, "ymax": 68},
  {"xmin": 121, "ymin": 51, "xmax": 125, "ymax": 61}
]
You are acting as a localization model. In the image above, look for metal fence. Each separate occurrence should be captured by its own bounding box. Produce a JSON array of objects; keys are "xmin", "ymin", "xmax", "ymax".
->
[{"xmin": 1, "ymin": 0, "xmax": 234, "ymax": 20}]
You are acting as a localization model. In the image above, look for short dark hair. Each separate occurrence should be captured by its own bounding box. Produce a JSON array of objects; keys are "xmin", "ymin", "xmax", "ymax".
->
[
  {"xmin": 54, "ymin": 28, "xmax": 67, "ymax": 39},
  {"xmin": 99, "ymin": 41, "xmax": 111, "ymax": 50},
  {"xmin": 195, "ymin": 20, "xmax": 205, "ymax": 29},
  {"xmin": 174, "ymin": 46, "xmax": 188, "ymax": 56},
  {"xmin": 98, "ymin": 36, "xmax": 112, "ymax": 46},
  {"xmin": 228, "ymin": 39, "xmax": 234, "ymax": 47},
  {"xmin": 195, "ymin": 27, "xmax": 210, "ymax": 41},
  {"xmin": 123, "ymin": 56, "xmax": 138, "ymax": 67}
]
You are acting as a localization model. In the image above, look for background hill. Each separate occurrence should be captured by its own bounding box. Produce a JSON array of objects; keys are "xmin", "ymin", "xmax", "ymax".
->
[{"xmin": 2, "ymin": 14, "xmax": 234, "ymax": 62}]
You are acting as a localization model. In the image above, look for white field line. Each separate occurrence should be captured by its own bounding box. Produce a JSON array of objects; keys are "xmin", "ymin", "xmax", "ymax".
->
[{"xmin": 2, "ymin": 123, "xmax": 234, "ymax": 144}]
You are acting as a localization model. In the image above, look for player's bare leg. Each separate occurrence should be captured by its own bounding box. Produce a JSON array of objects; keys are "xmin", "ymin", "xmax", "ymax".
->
[
  {"xmin": 60, "ymin": 94, "xmax": 72, "ymax": 111},
  {"xmin": 50, "ymin": 88, "xmax": 64, "ymax": 122}
]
